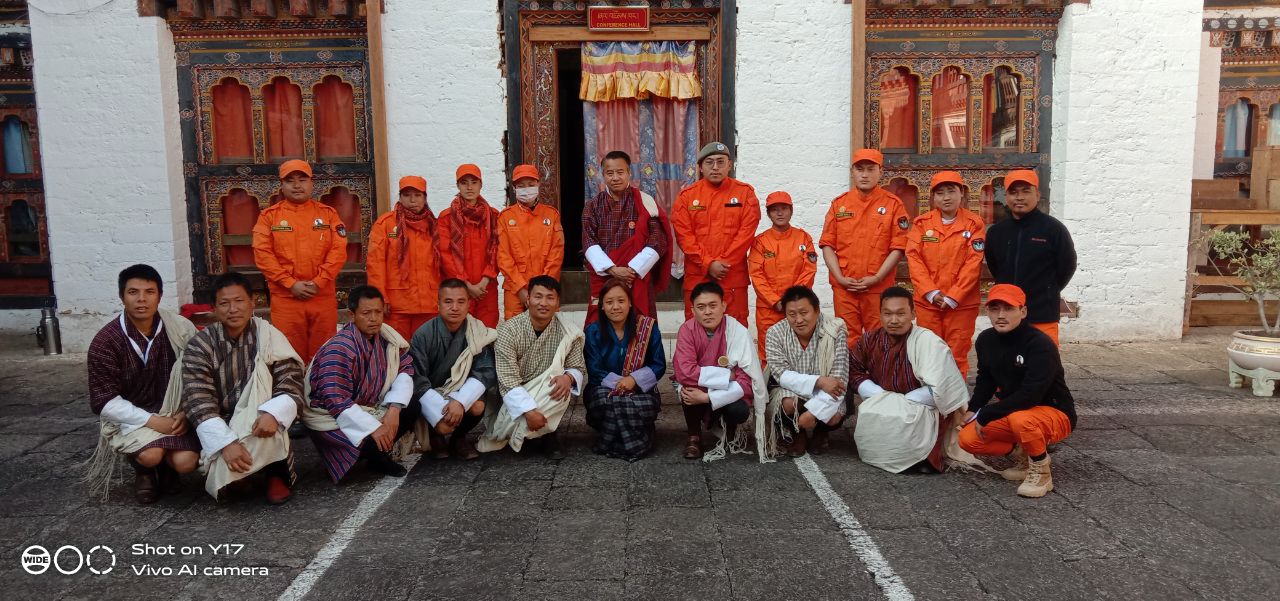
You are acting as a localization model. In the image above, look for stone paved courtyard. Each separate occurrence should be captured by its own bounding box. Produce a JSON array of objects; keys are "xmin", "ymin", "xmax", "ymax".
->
[{"xmin": 0, "ymin": 328, "xmax": 1278, "ymax": 601}]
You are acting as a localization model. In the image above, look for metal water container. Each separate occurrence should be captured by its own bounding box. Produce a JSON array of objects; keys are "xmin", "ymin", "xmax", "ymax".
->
[{"xmin": 35, "ymin": 307, "xmax": 62, "ymax": 355}]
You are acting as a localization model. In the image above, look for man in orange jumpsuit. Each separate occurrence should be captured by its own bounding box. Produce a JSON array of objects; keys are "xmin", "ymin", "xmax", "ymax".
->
[
  {"xmin": 366, "ymin": 175, "xmax": 442, "ymax": 339},
  {"xmin": 906, "ymin": 171, "xmax": 985, "ymax": 377},
  {"xmin": 748, "ymin": 191, "xmax": 817, "ymax": 359},
  {"xmin": 819, "ymin": 148, "xmax": 909, "ymax": 349},
  {"xmin": 672, "ymin": 142, "xmax": 761, "ymax": 325},
  {"xmin": 497, "ymin": 164, "xmax": 564, "ymax": 319},
  {"xmin": 252, "ymin": 159, "xmax": 347, "ymax": 364},
  {"xmin": 436, "ymin": 164, "xmax": 500, "ymax": 328}
]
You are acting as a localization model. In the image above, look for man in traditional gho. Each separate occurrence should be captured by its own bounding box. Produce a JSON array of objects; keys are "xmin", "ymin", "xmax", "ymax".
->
[
  {"xmin": 408, "ymin": 278, "xmax": 497, "ymax": 461},
  {"xmin": 582, "ymin": 150, "xmax": 671, "ymax": 323},
  {"xmin": 478, "ymin": 275, "xmax": 585, "ymax": 459},
  {"xmin": 366, "ymin": 175, "xmax": 442, "ymax": 340},
  {"xmin": 498, "ymin": 164, "xmax": 564, "ymax": 319},
  {"xmin": 182, "ymin": 272, "xmax": 306, "ymax": 504},
  {"xmin": 672, "ymin": 280, "xmax": 770, "ymax": 462},
  {"xmin": 302, "ymin": 286, "xmax": 416, "ymax": 482},
  {"xmin": 960, "ymin": 284, "xmax": 1077, "ymax": 498},
  {"xmin": 86, "ymin": 264, "xmax": 201, "ymax": 504},
  {"xmin": 764, "ymin": 286, "xmax": 849, "ymax": 458},
  {"xmin": 850, "ymin": 287, "xmax": 973, "ymax": 474},
  {"xmin": 671, "ymin": 142, "xmax": 761, "ymax": 325},
  {"xmin": 583, "ymin": 278, "xmax": 666, "ymax": 461},
  {"xmin": 749, "ymin": 191, "xmax": 818, "ymax": 359},
  {"xmin": 436, "ymin": 164, "xmax": 501, "ymax": 327}
]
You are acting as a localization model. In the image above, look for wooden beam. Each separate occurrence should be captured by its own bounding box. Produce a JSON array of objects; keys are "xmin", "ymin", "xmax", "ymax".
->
[
  {"xmin": 250, "ymin": 0, "xmax": 277, "ymax": 18},
  {"xmin": 289, "ymin": 0, "xmax": 317, "ymax": 18},
  {"xmin": 1194, "ymin": 209, "xmax": 1280, "ymax": 225},
  {"xmin": 851, "ymin": 0, "xmax": 867, "ymax": 186},
  {"xmin": 528, "ymin": 25, "xmax": 712, "ymax": 42},
  {"xmin": 175, "ymin": 0, "xmax": 204, "ymax": 18},
  {"xmin": 330, "ymin": 0, "xmax": 353, "ymax": 17},
  {"xmin": 213, "ymin": 0, "xmax": 240, "ymax": 18},
  {"xmin": 137, "ymin": 0, "xmax": 165, "ymax": 17},
  {"xmin": 367, "ymin": 0, "xmax": 391, "ymax": 214}
]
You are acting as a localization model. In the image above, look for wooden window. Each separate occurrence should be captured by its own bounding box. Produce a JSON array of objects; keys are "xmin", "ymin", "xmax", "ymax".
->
[
  {"xmin": 931, "ymin": 67, "xmax": 969, "ymax": 150},
  {"xmin": 263, "ymin": 76, "xmax": 304, "ymax": 160},
  {"xmin": 1223, "ymin": 98, "xmax": 1255, "ymax": 159},
  {"xmin": 211, "ymin": 78, "xmax": 254, "ymax": 164},
  {"xmin": 1, "ymin": 116, "xmax": 34, "ymax": 174},
  {"xmin": 984, "ymin": 67, "xmax": 1020, "ymax": 150},
  {"xmin": 885, "ymin": 177, "xmax": 921, "ymax": 219},
  {"xmin": 879, "ymin": 67, "xmax": 917, "ymax": 152},
  {"xmin": 320, "ymin": 186, "xmax": 362, "ymax": 262},
  {"xmin": 314, "ymin": 75, "xmax": 357, "ymax": 161},
  {"xmin": 6, "ymin": 199, "xmax": 39, "ymax": 257},
  {"xmin": 221, "ymin": 189, "xmax": 260, "ymax": 268}
]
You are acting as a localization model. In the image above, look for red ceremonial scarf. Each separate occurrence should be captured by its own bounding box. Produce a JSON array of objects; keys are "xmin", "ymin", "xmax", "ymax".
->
[
  {"xmin": 448, "ymin": 194, "xmax": 498, "ymax": 276},
  {"xmin": 394, "ymin": 202, "xmax": 439, "ymax": 286}
]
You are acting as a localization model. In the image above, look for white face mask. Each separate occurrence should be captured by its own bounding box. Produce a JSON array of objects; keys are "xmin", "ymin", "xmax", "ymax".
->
[{"xmin": 514, "ymin": 186, "xmax": 540, "ymax": 204}]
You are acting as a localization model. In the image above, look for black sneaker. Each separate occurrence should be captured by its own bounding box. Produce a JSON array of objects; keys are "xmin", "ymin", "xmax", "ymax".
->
[{"xmin": 365, "ymin": 452, "xmax": 407, "ymax": 478}]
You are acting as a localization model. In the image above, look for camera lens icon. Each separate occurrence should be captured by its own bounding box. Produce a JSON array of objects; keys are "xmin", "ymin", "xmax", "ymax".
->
[{"xmin": 21, "ymin": 545, "xmax": 50, "ymax": 575}]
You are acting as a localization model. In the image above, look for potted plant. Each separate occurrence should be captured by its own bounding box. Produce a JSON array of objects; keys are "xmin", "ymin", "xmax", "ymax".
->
[{"xmin": 1203, "ymin": 228, "xmax": 1280, "ymax": 396}]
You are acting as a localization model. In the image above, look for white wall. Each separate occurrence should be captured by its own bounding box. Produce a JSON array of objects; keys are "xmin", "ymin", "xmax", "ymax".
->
[
  {"xmin": 1051, "ymin": 0, "xmax": 1203, "ymax": 341},
  {"xmin": 24, "ymin": 0, "xmax": 189, "ymax": 351},
  {"xmin": 734, "ymin": 0, "xmax": 852, "ymax": 319},
  {"xmin": 1193, "ymin": 32, "xmax": 1222, "ymax": 180},
  {"xmin": 381, "ymin": 0, "xmax": 507, "ymax": 208}
]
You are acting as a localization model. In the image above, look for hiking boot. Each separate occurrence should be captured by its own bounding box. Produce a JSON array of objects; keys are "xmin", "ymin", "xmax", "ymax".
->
[
  {"xmin": 809, "ymin": 428, "xmax": 830, "ymax": 455},
  {"xmin": 786, "ymin": 431, "xmax": 808, "ymax": 458},
  {"xmin": 543, "ymin": 432, "xmax": 565, "ymax": 460},
  {"xmin": 428, "ymin": 430, "xmax": 450, "ymax": 460},
  {"xmin": 684, "ymin": 436, "xmax": 703, "ymax": 460},
  {"xmin": 265, "ymin": 476, "xmax": 292, "ymax": 505},
  {"xmin": 134, "ymin": 470, "xmax": 158, "ymax": 505},
  {"xmin": 1001, "ymin": 445, "xmax": 1030, "ymax": 481},
  {"xmin": 1017, "ymin": 455, "xmax": 1054, "ymax": 498},
  {"xmin": 450, "ymin": 434, "xmax": 480, "ymax": 461},
  {"xmin": 366, "ymin": 452, "xmax": 408, "ymax": 478}
]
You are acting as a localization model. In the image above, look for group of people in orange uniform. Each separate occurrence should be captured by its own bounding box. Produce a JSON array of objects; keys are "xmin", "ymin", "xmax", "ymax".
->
[{"xmin": 252, "ymin": 142, "xmax": 1076, "ymax": 378}]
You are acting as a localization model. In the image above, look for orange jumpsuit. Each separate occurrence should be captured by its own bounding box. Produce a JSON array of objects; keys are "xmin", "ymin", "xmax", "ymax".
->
[
  {"xmin": 436, "ymin": 203, "xmax": 500, "ymax": 327},
  {"xmin": 252, "ymin": 199, "xmax": 347, "ymax": 364},
  {"xmin": 366, "ymin": 210, "xmax": 441, "ymax": 340},
  {"xmin": 671, "ymin": 177, "xmax": 761, "ymax": 325},
  {"xmin": 818, "ymin": 187, "xmax": 909, "ymax": 348},
  {"xmin": 748, "ymin": 226, "xmax": 817, "ymax": 358},
  {"xmin": 906, "ymin": 208, "xmax": 985, "ymax": 377},
  {"xmin": 497, "ymin": 202, "xmax": 565, "ymax": 319}
]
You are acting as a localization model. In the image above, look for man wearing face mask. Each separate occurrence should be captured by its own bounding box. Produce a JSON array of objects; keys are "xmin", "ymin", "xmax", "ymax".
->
[
  {"xmin": 672, "ymin": 142, "xmax": 761, "ymax": 324},
  {"xmin": 984, "ymin": 170, "xmax": 1077, "ymax": 345},
  {"xmin": 497, "ymin": 164, "xmax": 564, "ymax": 319}
]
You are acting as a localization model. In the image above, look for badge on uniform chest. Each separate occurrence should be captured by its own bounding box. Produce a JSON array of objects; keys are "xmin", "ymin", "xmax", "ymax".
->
[
  {"xmin": 690, "ymin": 199, "xmax": 706, "ymax": 212},
  {"xmin": 313, "ymin": 218, "xmax": 331, "ymax": 230},
  {"xmin": 271, "ymin": 219, "xmax": 293, "ymax": 232},
  {"xmin": 835, "ymin": 206, "xmax": 853, "ymax": 219}
]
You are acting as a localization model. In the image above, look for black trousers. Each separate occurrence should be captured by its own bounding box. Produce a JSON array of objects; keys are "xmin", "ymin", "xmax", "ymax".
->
[{"xmin": 683, "ymin": 399, "xmax": 749, "ymax": 436}]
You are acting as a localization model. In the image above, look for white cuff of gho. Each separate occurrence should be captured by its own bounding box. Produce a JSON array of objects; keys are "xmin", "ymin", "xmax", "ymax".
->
[
  {"xmin": 698, "ymin": 366, "xmax": 732, "ymax": 391},
  {"xmin": 100, "ymin": 396, "xmax": 152, "ymax": 435},
  {"xmin": 708, "ymin": 382, "xmax": 745, "ymax": 410},
  {"xmin": 857, "ymin": 380, "xmax": 886, "ymax": 399},
  {"xmin": 448, "ymin": 377, "xmax": 487, "ymax": 411},
  {"xmin": 381, "ymin": 373, "xmax": 413, "ymax": 407},
  {"xmin": 503, "ymin": 386, "xmax": 538, "ymax": 417},
  {"xmin": 779, "ymin": 370, "xmax": 820, "ymax": 399},
  {"xmin": 585, "ymin": 245, "xmax": 615, "ymax": 276},
  {"xmin": 804, "ymin": 391, "xmax": 841, "ymax": 422},
  {"xmin": 627, "ymin": 247, "xmax": 660, "ymax": 278},
  {"xmin": 420, "ymin": 389, "xmax": 448, "ymax": 427},
  {"xmin": 336, "ymin": 406, "xmax": 383, "ymax": 446},
  {"xmin": 196, "ymin": 418, "xmax": 238, "ymax": 457},
  {"xmin": 564, "ymin": 369, "xmax": 584, "ymax": 396},
  {"xmin": 258, "ymin": 394, "xmax": 299, "ymax": 429},
  {"xmin": 903, "ymin": 385, "xmax": 936, "ymax": 407}
]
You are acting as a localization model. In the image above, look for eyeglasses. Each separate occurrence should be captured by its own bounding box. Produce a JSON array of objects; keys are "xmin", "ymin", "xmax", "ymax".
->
[{"xmin": 703, "ymin": 158, "xmax": 730, "ymax": 168}]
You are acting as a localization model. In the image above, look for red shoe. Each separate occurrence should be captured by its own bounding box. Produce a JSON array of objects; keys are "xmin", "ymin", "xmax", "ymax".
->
[{"xmin": 265, "ymin": 476, "xmax": 291, "ymax": 505}]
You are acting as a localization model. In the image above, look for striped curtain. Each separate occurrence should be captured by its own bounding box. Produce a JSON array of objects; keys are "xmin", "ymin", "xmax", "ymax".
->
[{"xmin": 582, "ymin": 41, "xmax": 702, "ymax": 277}]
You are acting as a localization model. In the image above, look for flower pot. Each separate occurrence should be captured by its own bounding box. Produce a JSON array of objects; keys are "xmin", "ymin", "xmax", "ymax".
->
[{"xmin": 1227, "ymin": 330, "xmax": 1280, "ymax": 396}]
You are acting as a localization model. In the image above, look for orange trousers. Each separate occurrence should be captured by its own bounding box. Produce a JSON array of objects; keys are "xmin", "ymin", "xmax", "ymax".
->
[
  {"xmin": 1031, "ymin": 321, "xmax": 1060, "ymax": 346},
  {"xmin": 958, "ymin": 405, "xmax": 1072, "ymax": 459},
  {"xmin": 755, "ymin": 304, "xmax": 784, "ymax": 361},
  {"xmin": 833, "ymin": 287, "xmax": 881, "ymax": 349},
  {"xmin": 386, "ymin": 312, "xmax": 435, "ymax": 341},
  {"xmin": 504, "ymin": 290, "xmax": 527, "ymax": 321},
  {"xmin": 916, "ymin": 304, "xmax": 980, "ymax": 377},
  {"xmin": 473, "ymin": 281, "xmax": 499, "ymax": 328},
  {"xmin": 271, "ymin": 293, "xmax": 338, "ymax": 365},
  {"xmin": 683, "ymin": 283, "xmax": 748, "ymax": 326}
]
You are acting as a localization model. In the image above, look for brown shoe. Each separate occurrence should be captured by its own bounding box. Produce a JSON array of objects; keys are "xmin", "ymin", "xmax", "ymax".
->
[
  {"xmin": 134, "ymin": 470, "xmax": 158, "ymax": 504},
  {"xmin": 450, "ymin": 435, "xmax": 480, "ymax": 461},
  {"xmin": 786, "ymin": 431, "xmax": 808, "ymax": 458},
  {"xmin": 428, "ymin": 431, "xmax": 450, "ymax": 460},
  {"xmin": 265, "ymin": 476, "xmax": 292, "ymax": 505},
  {"xmin": 684, "ymin": 436, "xmax": 703, "ymax": 460},
  {"xmin": 809, "ymin": 429, "xmax": 830, "ymax": 456}
]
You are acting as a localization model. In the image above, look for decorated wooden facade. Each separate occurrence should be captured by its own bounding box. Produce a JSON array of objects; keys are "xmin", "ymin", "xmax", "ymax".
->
[
  {"xmin": 0, "ymin": 1, "xmax": 49, "ymax": 310},
  {"xmin": 1207, "ymin": 10, "xmax": 1280, "ymax": 181},
  {"xmin": 863, "ymin": 0, "xmax": 1065, "ymax": 225},
  {"xmin": 155, "ymin": 0, "xmax": 375, "ymax": 302}
]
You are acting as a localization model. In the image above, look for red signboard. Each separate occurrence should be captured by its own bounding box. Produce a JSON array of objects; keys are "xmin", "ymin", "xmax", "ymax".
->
[{"xmin": 587, "ymin": 6, "xmax": 651, "ymax": 32}]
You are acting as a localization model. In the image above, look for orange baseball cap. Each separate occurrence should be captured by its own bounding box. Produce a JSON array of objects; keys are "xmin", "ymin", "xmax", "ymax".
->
[
  {"xmin": 511, "ymin": 164, "xmax": 539, "ymax": 183},
  {"xmin": 930, "ymin": 171, "xmax": 966, "ymax": 191},
  {"xmin": 765, "ymin": 191, "xmax": 793, "ymax": 207},
  {"xmin": 455, "ymin": 164, "xmax": 482, "ymax": 182},
  {"xmin": 852, "ymin": 148, "xmax": 884, "ymax": 166},
  {"xmin": 986, "ymin": 284, "xmax": 1027, "ymax": 308},
  {"xmin": 1004, "ymin": 169, "xmax": 1040, "ymax": 190},
  {"xmin": 398, "ymin": 175, "xmax": 426, "ymax": 193},
  {"xmin": 278, "ymin": 159, "xmax": 313, "ymax": 179}
]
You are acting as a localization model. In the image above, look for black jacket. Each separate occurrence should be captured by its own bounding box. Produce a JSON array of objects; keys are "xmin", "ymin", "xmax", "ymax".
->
[
  {"xmin": 969, "ymin": 321, "xmax": 1076, "ymax": 428},
  {"xmin": 985, "ymin": 208, "xmax": 1077, "ymax": 324}
]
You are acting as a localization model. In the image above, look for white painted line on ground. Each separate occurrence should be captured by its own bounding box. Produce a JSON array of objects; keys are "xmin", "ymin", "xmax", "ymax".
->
[
  {"xmin": 794, "ymin": 454, "xmax": 915, "ymax": 601},
  {"xmin": 276, "ymin": 454, "xmax": 421, "ymax": 601}
]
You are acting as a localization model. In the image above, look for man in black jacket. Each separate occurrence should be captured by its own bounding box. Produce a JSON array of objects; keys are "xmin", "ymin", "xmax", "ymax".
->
[
  {"xmin": 959, "ymin": 285, "xmax": 1076, "ymax": 498},
  {"xmin": 985, "ymin": 169, "xmax": 1077, "ymax": 345}
]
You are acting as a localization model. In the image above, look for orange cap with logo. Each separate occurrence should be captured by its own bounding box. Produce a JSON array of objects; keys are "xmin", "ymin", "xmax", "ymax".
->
[
  {"xmin": 930, "ymin": 171, "xmax": 966, "ymax": 191},
  {"xmin": 455, "ymin": 164, "xmax": 482, "ymax": 182},
  {"xmin": 1004, "ymin": 169, "xmax": 1040, "ymax": 190},
  {"xmin": 986, "ymin": 284, "xmax": 1027, "ymax": 308},
  {"xmin": 278, "ymin": 159, "xmax": 313, "ymax": 179},
  {"xmin": 398, "ymin": 176, "xmax": 426, "ymax": 193},
  {"xmin": 765, "ymin": 191, "xmax": 793, "ymax": 208},
  {"xmin": 852, "ymin": 148, "xmax": 884, "ymax": 166},
  {"xmin": 511, "ymin": 164, "xmax": 539, "ymax": 183}
]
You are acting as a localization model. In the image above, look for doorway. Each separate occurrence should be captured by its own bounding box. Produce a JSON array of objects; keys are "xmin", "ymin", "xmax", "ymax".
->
[{"xmin": 556, "ymin": 48, "xmax": 585, "ymax": 272}]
